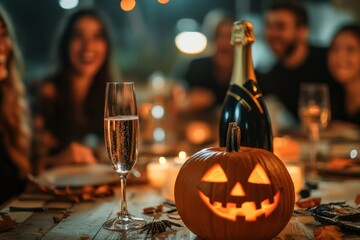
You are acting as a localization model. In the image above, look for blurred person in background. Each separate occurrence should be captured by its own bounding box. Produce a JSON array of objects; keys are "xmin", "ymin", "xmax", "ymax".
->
[
  {"xmin": 34, "ymin": 9, "xmax": 119, "ymax": 171},
  {"xmin": 328, "ymin": 24, "xmax": 360, "ymax": 126},
  {"xmin": 180, "ymin": 11, "xmax": 234, "ymax": 113},
  {"xmin": 0, "ymin": 6, "xmax": 31, "ymax": 204},
  {"xmin": 258, "ymin": 1, "xmax": 331, "ymax": 123}
]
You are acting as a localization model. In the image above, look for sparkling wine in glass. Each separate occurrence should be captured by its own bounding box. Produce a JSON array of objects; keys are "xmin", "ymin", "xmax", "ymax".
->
[
  {"xmin": 103, "ymin": 82, "xmax": 145, "ymax": 231},
  {"xmin": 298, "ymin": 83, "xmax": 330, "ymax": 180}
]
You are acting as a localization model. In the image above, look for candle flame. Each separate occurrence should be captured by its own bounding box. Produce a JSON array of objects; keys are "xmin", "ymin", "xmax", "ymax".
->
[
  {"xmin": 159, "ymin": 156, "xmax": 167, "ymax": 165},
  {"xmin": 179, "ymin": 151, "xmax": 187, "ymax": 160}
]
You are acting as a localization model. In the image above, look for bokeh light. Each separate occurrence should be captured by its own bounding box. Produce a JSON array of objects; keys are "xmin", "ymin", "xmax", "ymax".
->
[
  {"xmin": 59, "ymin": 0, "xmax": 79, "ymax": 9},
  {"xmin": 178, "ymin": 151, "xmax": 187, "ymax": 160},
  {"xmin": 120, "ymin": 0, "xmax": 136, "ymax": 12},
  {"xmin": 153, "ymin": 128, "xmax": 165, "ymax": 142},
  {"xmin": 151, "ymin": 105, "xmax": 165, "ymax": 119},
  {"xmin": 159, "ymin": 156, "xmax": 167, "ymax": 165},
  {"xmin": 149, "ymin": 71, "xmax": 166, "ymax": 90},
  {"xmin": 350, "ymin": 149, "xmax": 358, "ymax": 159},
  {"xmin": 157, "ymin": 0, "xmax": 170, "ymax": 4},
  {"xmin": 175, "ymin": 32, "xmax": 207, "ymax": 54}
]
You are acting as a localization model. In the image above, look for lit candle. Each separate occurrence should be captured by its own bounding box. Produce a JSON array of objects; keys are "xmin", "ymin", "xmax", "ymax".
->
[
  {"xmin": 174, "ymin": 151, "xmax": 187, "ymax": 164},
  {"xmin": 163, "ymin": 151, "xmax": 188, "ymax": 202},
  {"xmin": 285, "ymin": 164, "xmax": 304, "ymax": 198},
  {"xmin": 147, "ymin": 157, "xmax": 169, "ymax": 188}
]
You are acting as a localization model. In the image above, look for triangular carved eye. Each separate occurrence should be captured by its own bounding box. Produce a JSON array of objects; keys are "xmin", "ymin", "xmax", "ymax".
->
[
  {"xmin": 248, "ymin": 163, "xmax": 271, "ymax": 184},
  {"xmin": 201, "ymin": 164, "xmax": 228, "ymax": 182}
]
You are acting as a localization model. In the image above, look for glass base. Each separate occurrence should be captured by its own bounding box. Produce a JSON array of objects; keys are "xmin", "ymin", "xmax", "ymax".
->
[{"xmin": 103, "ymin": 214, "xmax": 146, "ymax": 231}]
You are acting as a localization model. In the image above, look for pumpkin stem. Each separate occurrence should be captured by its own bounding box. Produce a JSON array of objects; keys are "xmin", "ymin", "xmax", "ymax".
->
[{"xmin": 226, "ymin": 122, "xmax": 241, "ymax": 152}]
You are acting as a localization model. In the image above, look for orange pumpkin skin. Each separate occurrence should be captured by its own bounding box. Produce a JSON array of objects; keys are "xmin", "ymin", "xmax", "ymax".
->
[{"xmin": 174, "ymin": 146, "xmax": 295, "ymax": 240}]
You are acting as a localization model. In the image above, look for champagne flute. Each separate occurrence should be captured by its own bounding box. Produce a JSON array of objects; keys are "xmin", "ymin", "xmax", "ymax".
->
[
  {"xmin": 103, "ymin": 82, "xmax": 145, "ymax": 231},
  {"xmin": 298, "ymin": 83, "xmax": 330, "ymax": 180}
]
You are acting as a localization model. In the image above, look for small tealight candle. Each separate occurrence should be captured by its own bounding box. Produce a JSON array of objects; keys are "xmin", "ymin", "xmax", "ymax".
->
[
  {"xmin": 163, "ymin": 151, "xmax": 188, "ymax": 202},
  {"xmin": 285, "ymin": 163, "xmax": 305, "ymax": 198},
  {"xmin": 147, "ymin": 157, "xmax": 169, "ymax": 188},
  {"xmin": 174, "ymin": 151, "xmax": 187, "ymax": 164}
]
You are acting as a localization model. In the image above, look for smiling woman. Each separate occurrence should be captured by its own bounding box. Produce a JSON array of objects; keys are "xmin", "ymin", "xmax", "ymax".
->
[
  {"xmin": 328, "ymin": 24, "xmax": 360, "ymax": 125},
  {"xmin": 33, "ymin": 8, "xmax": 119, "ymax": 171}
]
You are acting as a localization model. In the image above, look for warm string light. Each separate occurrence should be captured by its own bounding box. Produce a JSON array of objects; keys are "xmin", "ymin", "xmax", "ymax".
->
[
  {"xmin": 157, "ymin": 0, "xmax": 170, "ymax": 4},
  {"xmin": 120, "ymin": 0, "xmax": 170, "ymax": 12},
  {"xmin": 120, "ymin": 0, "xmax": 136, "ymax": 12}
]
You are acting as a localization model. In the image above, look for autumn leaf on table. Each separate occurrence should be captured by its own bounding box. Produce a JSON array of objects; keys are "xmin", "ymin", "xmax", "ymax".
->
[
  {"xmin": 0, "ymin": 213, "xmax": 17, "ymax": 233},
  {"xmin": 313, "ymin": 225, "xmax": 344, "ymax": 240},
  {"xmin": 355, "ymin": 194, "xmax": 360, "ymax": 205},
  {"xmin": 39, "ymin": 184, "xmax": 114, "ymax": 202},
  {"xmin": 296, "ymin": 197, "xmax": 321, "ymax": 208}
]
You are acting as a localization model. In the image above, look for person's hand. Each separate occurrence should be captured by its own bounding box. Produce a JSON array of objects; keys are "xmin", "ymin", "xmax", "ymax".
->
[
  {"xmin": 59, "ymin": 142, "xmax": 97, "ymax": 165},
  {"xmin": 37, "ymin": 142, "xmax": 97, "ymax": 172}
]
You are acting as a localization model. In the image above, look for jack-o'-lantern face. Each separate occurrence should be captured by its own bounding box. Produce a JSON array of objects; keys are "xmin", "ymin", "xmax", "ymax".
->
[
  {"xmin": 174, "ymin": 123, "xmax": 295, "ymax": 240},
  {"xmin": 198, "ymin": 162, "xmax": 280, "ymax": 222}
]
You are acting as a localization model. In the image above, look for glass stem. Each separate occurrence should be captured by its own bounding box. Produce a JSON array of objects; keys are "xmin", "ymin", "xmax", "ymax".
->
[
  {"xmin": 309, "ymin": 126, "xmax": 319, "ymax": 180},
  {"xmin": 119, "ymin": 174, "xmax": 129, "ymax": 216}
]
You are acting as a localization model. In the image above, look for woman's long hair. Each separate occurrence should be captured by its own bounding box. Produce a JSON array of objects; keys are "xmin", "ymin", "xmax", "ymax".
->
[
  {"xmin": 42, "ymin": 8, "xmax": 119, "ymax": 146},
  {"xmin": 0, "ymin": 6, "xmax": 31, "ymax": 177},
  {"xmin": 330, "ymin": 23, "xmax": 360, "ymax": 47}
]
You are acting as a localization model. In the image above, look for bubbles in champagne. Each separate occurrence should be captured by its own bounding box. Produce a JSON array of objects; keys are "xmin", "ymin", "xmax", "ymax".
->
[{"xmin": 104, "ymin": 116, "xmax": 139, "ymax": 174}]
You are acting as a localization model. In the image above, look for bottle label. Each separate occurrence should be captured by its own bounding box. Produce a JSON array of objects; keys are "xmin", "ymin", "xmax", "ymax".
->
[
  {"xmin": 220, "ymin": 80, "xmax": 273, "ymax": 151},
  {"xmin": 227, "ymin": 81, "xmax": 264, "ymax": 114}
]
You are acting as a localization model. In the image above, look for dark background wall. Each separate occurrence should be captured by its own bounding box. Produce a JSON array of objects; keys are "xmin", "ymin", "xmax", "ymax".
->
[{"xmin": 0, "ymin": 0, "xmax": 356, "ymax": 82}]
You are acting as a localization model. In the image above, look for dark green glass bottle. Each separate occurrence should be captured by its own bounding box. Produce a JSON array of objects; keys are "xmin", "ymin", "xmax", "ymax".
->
[{"xmin": 219, "ymin": 21, "xmax": 273, "ymax": 151}]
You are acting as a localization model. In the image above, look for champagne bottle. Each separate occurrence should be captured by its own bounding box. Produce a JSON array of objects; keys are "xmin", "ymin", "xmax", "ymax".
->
[{"xmin": 219, "ymin": 20, "xmax": 273, "ymax": 151}]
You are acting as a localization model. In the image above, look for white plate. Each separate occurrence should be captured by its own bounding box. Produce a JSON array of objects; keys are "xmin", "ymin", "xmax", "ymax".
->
[{"xmin": 35, "ymin": 164, "xmax": 118, "ymax": 187}]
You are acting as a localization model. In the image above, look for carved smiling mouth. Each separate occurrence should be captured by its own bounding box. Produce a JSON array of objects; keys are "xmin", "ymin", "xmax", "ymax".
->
[{"xmin": 198, "ymin": 190, "xmax": 281, "ymax": 222}]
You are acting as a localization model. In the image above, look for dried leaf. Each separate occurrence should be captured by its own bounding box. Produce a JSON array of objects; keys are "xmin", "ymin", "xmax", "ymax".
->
[
  {"xmin": 333, "ymin": 208, "xmax": 348, "ymax": 214},
  {"xmin": 167, "ymin": 213, "xmax": 181, "ymax": 220},
  {"xmin": 296, "ymin": 197, "xmax": 321, "ymax": 208},
  {"xmin": 143, "ymin": 205, "xmax": 163, "ymax": 214},
  {"xmin": 53, "ymin": 211, "xmax": 70, "ymax": 223},
  {"xmin": 38, "ymin": 184, "xmax": 114, "ymax": 202},
  {"xmin": 313, "ymin": 225, "xmax": 344, "ymax": 240},
  {"xmin": 327, "ymin": 158, "xmax": 353, "ymax": 170},
  {"xmin": 81, "ymin": 193, "xmax": 95, "ymax": 201},
  {"xmin": 82, "ymin": 186, "xmax": 95, "ymax": 194},
  {"xmin": 94, "ymin": 185, "xmax": 113, "ymax": 197},
  {"xmin": 0, "ymin": 213, "xmax": 17, "ymax": 233},
  {"xmin": 355, "ymin": 194, "xmax": 360, "ymax": 205}
]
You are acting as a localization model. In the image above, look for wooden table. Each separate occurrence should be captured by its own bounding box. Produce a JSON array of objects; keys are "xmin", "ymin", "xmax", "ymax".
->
[{"xmin": 1, "ymin": 180, "xmax": 359, "ymax": 240}]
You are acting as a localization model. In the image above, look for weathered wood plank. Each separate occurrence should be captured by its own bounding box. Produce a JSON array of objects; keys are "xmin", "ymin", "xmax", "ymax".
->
[
  {"xmin": 94, "ymin": 186, "xmax": 193, "ymax": 240},
  {"xmin": 1, "ymin": 180, "xmax": 360, "ymax": 239},
  {"xmin": 42, "ymin": 186, "xmax": 160, "ymax": 240},
  {"xmin": 42, "ymin": 197, "xmax": 117, "ymax": 240},
  {"xmin": 0, "ymin": 212, "xmax": 57, "ymax": 240}
]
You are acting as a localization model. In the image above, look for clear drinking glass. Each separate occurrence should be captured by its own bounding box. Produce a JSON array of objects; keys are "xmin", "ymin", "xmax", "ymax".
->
[
  {"xmin": 298, "ymin": 83, "xmax": 330, "ymax": 180},
  {"xmin": 103, "ymin": 82, "xmax": 145, "ymax": 231}
]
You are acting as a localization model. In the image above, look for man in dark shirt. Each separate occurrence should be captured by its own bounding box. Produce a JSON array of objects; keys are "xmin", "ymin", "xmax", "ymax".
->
[
  {"xmin": 184, "ymin": 56, "xmax": 230, "ymax": 106},
  {"xmin": 181, "ymin": 14, "xmax": 234, "ymax": 113},
  {"xmin": 258, "ymin": 1, "xmax": 331, "ymax": 121}
]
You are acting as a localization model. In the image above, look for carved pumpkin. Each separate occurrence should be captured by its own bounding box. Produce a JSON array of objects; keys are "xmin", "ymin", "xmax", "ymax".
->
[{"xmin": 175, "ymin": 123, "xmax": 294, "ymax": 240}]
